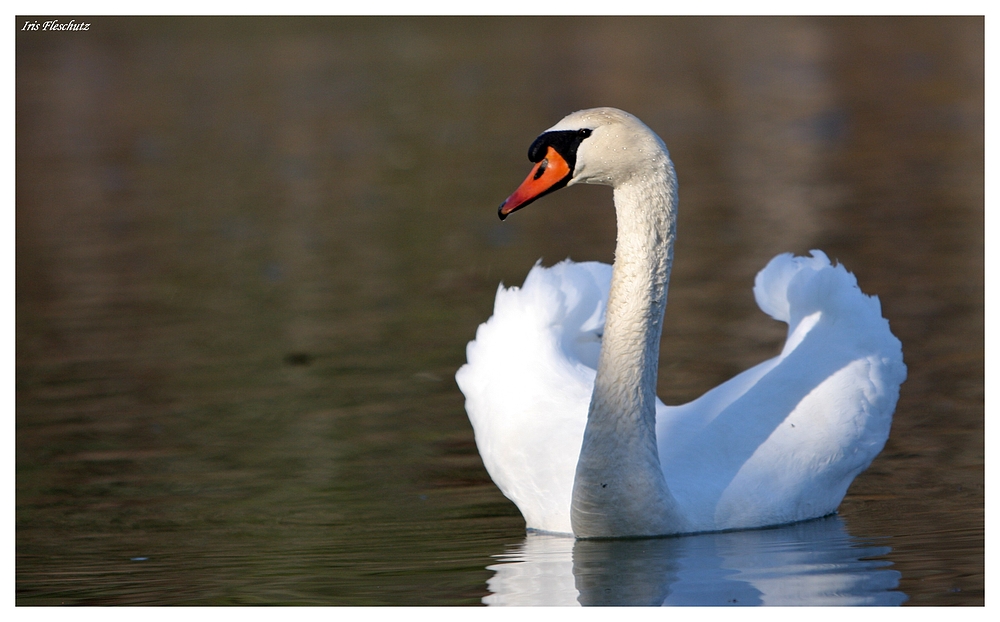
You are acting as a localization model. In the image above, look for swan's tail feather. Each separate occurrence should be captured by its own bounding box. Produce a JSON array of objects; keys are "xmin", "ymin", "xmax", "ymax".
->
[
  {"xmin": 753, "ymin": 250, "xmax": 830, "ymax": 323},
  {"xmin": 754, "ymin": 250, "xmax": 888, "ymax": 333}
]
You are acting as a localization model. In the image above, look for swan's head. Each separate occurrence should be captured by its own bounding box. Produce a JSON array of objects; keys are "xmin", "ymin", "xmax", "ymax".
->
[{"xmin": 498, "ymin": 107, "xmax": 669, "ymax": 220}]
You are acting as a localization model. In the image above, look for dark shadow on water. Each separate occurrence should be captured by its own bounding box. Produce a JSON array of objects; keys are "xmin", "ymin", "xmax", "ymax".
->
[{"xmin": 485, "ymin": 515, "xmax": 906, "ymax": 606}]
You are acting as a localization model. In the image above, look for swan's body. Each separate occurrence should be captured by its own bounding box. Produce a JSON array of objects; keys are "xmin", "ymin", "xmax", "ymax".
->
[{"xmin": 456, "ymin": 108, "xmax": 905, "ymax": 538}]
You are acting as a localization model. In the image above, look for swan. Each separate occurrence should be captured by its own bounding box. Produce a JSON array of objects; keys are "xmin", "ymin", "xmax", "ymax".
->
[{"xmin": 455, "ymin": 107, "xmax": 906, "ymax": 538}]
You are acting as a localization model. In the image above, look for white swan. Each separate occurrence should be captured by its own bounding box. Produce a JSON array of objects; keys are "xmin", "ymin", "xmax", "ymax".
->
[{"xmin": 456, "ymin": 108, "xmax": 906, "ymax": 538}]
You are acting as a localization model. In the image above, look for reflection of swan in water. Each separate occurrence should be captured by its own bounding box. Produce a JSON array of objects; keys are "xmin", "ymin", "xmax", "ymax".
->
[
  {"xmin": 484, "ymin": 516, "xmax": 906, "ymax": 606},
  {"xmin": 457, "ymin": 108, "xmax": 906, "ymax": 537}
]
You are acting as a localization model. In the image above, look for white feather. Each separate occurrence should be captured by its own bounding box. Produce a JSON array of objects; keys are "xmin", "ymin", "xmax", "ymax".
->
[{"xmin": 456, "ymin": 109, "xmax": 906, "ymax": 537}]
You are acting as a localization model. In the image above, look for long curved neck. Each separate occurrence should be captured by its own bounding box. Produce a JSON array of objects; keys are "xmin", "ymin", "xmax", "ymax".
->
[{"xmin": 571, "ymin": 158, "xmax": 688, "ymax": 538}]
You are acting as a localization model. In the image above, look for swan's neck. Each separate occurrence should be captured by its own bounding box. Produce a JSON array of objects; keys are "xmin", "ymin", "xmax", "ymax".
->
[{"xmin": 571, "ymin": 160, "xmax": 688, "ymax": 538}]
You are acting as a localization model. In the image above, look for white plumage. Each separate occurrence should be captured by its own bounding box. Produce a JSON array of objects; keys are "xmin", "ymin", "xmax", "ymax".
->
[{"xmin": 456, "ymin": 108, "xmax": 905, "ymax": 537}]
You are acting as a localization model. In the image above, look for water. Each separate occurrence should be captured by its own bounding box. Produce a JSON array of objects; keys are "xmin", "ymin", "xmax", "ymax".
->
[
  {"xmin": 488, "ymin": 518, "xmax": 907, "ymax": 606},
  {"xmin": 16, "ymin": 17, "xmax": 983, "ymax": 605}
]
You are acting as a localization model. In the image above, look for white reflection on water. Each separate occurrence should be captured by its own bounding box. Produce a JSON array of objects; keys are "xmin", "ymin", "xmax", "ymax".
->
[{"xmin": 484, "ymin": 515, "xmax": 905, "ymax": 606}]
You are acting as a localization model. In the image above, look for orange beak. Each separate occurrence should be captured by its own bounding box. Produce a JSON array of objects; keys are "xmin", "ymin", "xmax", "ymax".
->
[{"xmin": 498, "ymin": 146, "xmax": 572, "ymax": 220}]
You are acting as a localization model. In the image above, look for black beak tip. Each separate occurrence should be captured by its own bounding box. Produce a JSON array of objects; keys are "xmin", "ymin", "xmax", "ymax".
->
[{"xmin": 497, "ymin": 204, "xmax": 507, "ymax": 221}]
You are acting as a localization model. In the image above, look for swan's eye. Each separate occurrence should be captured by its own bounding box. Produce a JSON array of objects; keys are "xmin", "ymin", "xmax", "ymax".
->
[
  {"xmin": 533, "ymin": 159, "xmax": 548, "ymax": 180},
  {"xmin": 578, "ymin": 128, "xmax": 592, "ymax": 138}
]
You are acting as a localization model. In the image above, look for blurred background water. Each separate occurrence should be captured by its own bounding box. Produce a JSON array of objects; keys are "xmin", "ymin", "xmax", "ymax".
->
[{"xmin": 16, "ymin": 16, "xmax": 982, "ymax": 605}]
